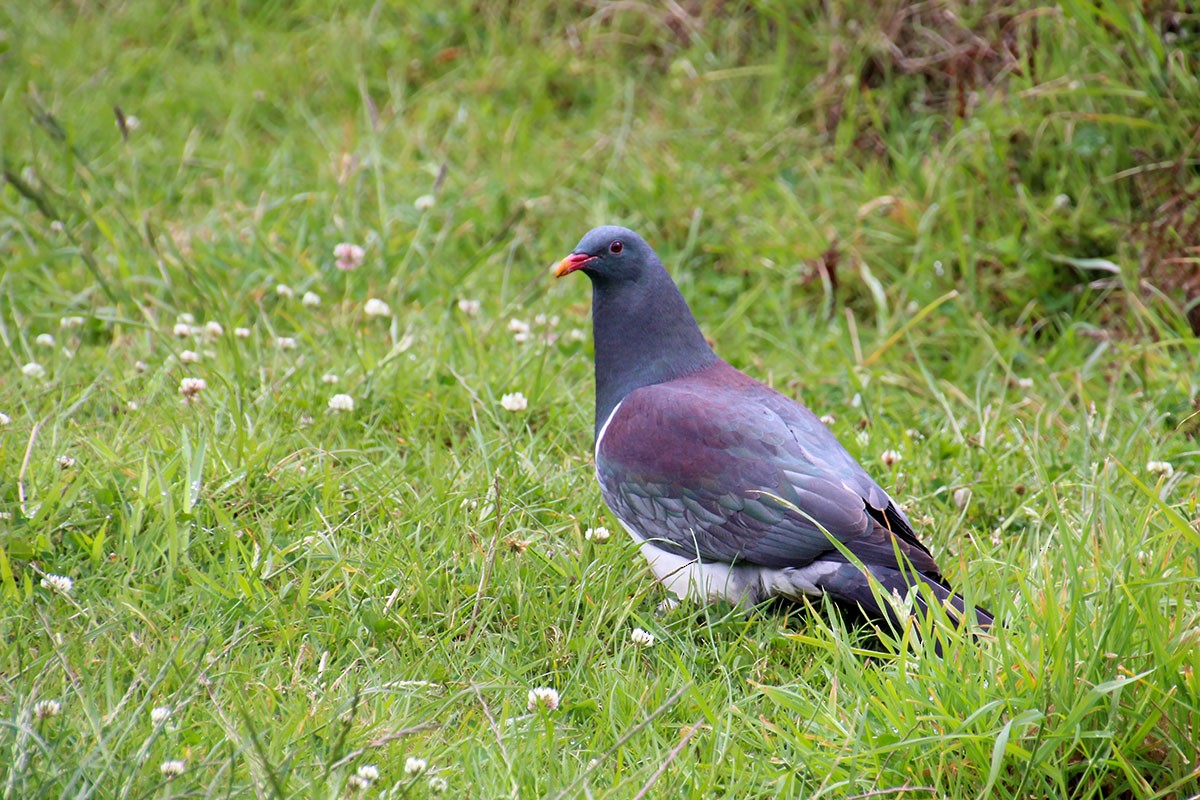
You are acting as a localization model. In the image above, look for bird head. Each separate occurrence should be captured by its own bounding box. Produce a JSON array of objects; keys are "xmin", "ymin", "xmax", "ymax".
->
[{"xmin": 553, "ymin": 226, "xmax": 657, "ymax": 284}]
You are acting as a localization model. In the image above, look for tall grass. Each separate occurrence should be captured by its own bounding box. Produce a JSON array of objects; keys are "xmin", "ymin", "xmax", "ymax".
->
[{"xmin": 2, "ymin": 1, "xmax": 1197, "ymax": 797}]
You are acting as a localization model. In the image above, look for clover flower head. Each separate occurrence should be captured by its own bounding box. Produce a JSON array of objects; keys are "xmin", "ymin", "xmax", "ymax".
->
[
  {"xmin": 1147, "ymin": 461, "xmax": 1174, "ymax": 477},
  {"xmin": 364, "ymin": 298, "xmax": 391, "ymax": 317},
  {"xmin": 179, "ymin": 377, "xmax": 207, "ymax": 403},
  {"xmin": 328, "ymin": 394, "xmax": 355, "ymax": 412},
  {"xmin": 34, "ymin": 699, "xmax": 62, "ymax": 719},
  {"xmin": 630, "ymin": 627, "xmax": 655, "ymax": 648},
  {"xmin": 40, "ymin": 574, "xmax": 74, "ymax": 594},
  {"xmin": 335, "ymin": 242, "xmax": 365, "ymax": 271},
  {"xmin": 527, "ymin": 686, "xmax": 560, "ymax": 712},
  {"xmin": 500, "ymin": 392, "xmax": 528, "ymax": 412}
]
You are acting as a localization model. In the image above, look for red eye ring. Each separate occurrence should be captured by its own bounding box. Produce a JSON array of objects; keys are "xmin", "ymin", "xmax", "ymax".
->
[{"xmin": 610, "ymin": 241, "xmax": 623, "ymax": 254}]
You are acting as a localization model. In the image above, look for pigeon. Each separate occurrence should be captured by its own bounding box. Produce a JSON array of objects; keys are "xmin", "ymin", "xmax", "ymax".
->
[{"xmin": 554, "ymin": 225, "xmax": 993, "ymax": 634}]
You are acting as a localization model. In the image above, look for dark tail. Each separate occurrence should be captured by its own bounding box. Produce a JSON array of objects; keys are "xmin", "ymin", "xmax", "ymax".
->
[{"xmin": 811, "ymin": 560, "xmax": 994, "ymax": 635}]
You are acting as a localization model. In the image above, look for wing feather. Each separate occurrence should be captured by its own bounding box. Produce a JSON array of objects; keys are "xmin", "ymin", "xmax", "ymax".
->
[{"xmin": 596, "ymin": 366, "xmax": 940, "ymax": 575}]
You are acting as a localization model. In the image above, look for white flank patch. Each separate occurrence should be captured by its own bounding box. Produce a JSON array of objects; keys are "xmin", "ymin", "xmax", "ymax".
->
[{"xmin": 616, "ymin": 520, "xmax": 839, "ymax": 607}]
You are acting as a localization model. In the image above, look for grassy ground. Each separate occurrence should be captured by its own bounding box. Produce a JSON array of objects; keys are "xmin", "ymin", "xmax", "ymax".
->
[{"xmin": 2, "ymin": 1, "xmax": 1199, "ymax": 797}]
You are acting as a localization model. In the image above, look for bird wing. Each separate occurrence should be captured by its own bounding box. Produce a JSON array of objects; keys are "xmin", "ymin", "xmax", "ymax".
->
[{"xmin": 595, "ymin": 365, "xmax": 941, "ymax": 576}]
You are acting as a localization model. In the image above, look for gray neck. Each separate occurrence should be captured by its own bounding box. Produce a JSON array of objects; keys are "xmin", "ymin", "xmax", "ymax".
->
[{"xmin": 590, "ymin": 264, "xmax": 718, "ymax": 435}]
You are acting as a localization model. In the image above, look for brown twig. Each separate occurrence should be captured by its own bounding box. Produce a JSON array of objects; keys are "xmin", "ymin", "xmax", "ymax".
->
[
  {"xmin": 328, "ymin": 722, "xmax": 442, "ymax": 770},
  {"xmin": 18, "ymin": 420, "xmax": 41, "ymax": 518},
  {"xmin": 630, "ymin": 721, "xmax": 704, "ymax": 800}
]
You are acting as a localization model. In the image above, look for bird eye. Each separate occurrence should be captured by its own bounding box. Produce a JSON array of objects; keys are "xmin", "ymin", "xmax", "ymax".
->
[{"xmin": 609, "ymin": 241, "xmax": 623, "ymax": 254}]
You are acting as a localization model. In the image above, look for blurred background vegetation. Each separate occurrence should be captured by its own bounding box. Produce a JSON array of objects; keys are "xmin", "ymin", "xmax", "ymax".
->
[{"xmin": 4, "ymin": 1, "xmax": 1198, "ymax": 334}]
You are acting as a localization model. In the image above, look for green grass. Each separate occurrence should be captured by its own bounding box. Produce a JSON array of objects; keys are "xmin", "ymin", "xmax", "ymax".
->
[{"xmin": 2, "ymin": 1, "xmax": 1199, "ymax": 797}]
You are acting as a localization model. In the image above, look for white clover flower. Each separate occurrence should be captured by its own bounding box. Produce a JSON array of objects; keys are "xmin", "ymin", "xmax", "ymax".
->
[
  {"xmin": 356, "ymin": 764, "xmax": 380, "ymax": 783},
  {"xmin": 953, "ymin": 487, "xmax": 971, "ymax": 509},
  {"xmin": 1147, "ymin": 461, "xmax": 1174, "ymax": 477},
  {"xmin": 179, "ymin": 377, "xmax": 207, "ymax": 403},
  {"xmin": 630, "ymin": 627, "xmax": 655, "ymax": 648},
  {"xmin": 172, "ymin": 322, "xmax": 192, "ymax": 338},
  {"xmin": 880, "ymin": 450, "xmax": 901, "ymax": 468},
  {"xmin": 0, "ymin": 412, "xmax": 11, "ymax": 426},
  {"xmin": 513, "ymin": 331, "xmax": 530, "ymax": 344},
  {"xmin": 364, "ymin": 298, "xmax": 391, "ymax": 317},
  {"xmin": 334, "ymin": 242, "xmax": 365, "ymax": 271},
  {"xmin": 328, "ymin": 394, "xmax": 355, "ymax": 412},
  {"xmin": 584, "ymin": 526, "xmax": 610, "ymax": 543},
  {"xmin": 428, "ymin": 775, "xmax": 448, "ymax": 793},
  {"xmin": 177, "ymin": 312, "xmax": 196, "ymax": 325},
  {"xmin": 127, "ymin": 401, "xmax": 139, "ymax": 411},
  {"xmin": 819, "ymin": 413, "xmax": 836, "ymax": 426},
  {"xmin": 134, "ymin": 360, "xmax": 148, "ymax": 373},
  {"xmin": 57, "ymin": 455, "xmax": 75, "ymax": 469},
  {"xmin": 34, "ymin": 699, "xmax": 61, "ymax": 719},
  {"xmin": 301, "ymin": 291, "xmax": 321, "ymax": 307},
  {"xmin": 527, "ymin": 686, "xmax": 560, "ymax": 711},
  {"xmin": 35, "ymin": 333, "xmax": 55, "ymax": 347},
  {"xmin": 159, "ymin": 760, "xmax": 185, "ymax": 779},
  {"xmin": 50, "ymin": 220, "xmax": 65, "ymax": 233},
  {"xmin": 457, "ymin": 299, "xmax": 481, "ymax": 317},
  {"xmin": 235, "ymin": 327, "xmax": 251, "ymax": 339},
  {"xmin": 124, "ymin": 114, "xmax": 141, "ymax": 131},
  {"xmin": 507, "ymin": 318, "xmax": 530, "ymax": 335},
  {"xmin": 60, "ymin": 316, "xmax": 85, "ymax": 329},
  {"xmin": 276, "ymin": 336, "xmax": 297, "ymax": 350},
  {"xmin": 500, "ymin": 392, "xmax": 528, "ymax": 412},
  {"xmin": 180, "ymin": 350, "xmax": 201, "ymax": 363},
  {"xmin": 1015, "ymin": 377, "xmax": 1034, "ymax": 390},
  {"xmin": 567, "ymin": 328, "xmax": 587, "ymax": 342},
  {"xmin": 534, "ymin": 314, "xmax": 559, "ymax": 328},
  {"xmin": 1052, "ymin": 194, "xmax": 1072, "ymax": 210},
  {"xmin": 404, "ymin": 757, "xmax": 427, "ymax": 776},
  {"xmin": 276, "ymin": 284, "xmax": 294, "ymax": 299},
  {"xmin": 21, "ymin": 362, "xmax": 46, "ymax": 378},
  {"xmin": 347, "ymin": 774, "xmax": 369, "ymax": 791},
  {"xmin": 40, "ymin": 574, "xmax": 73, "ymax": 594},
  {"xmin": 321, "ymin": 373, "xmax": 339, "ymax": 384},
  {"xmin": 204, "ymin": 321, "xmax": 224, "ymax": 338},
  {"xmin": 150, "ymin": 706, "xmax": 172, "ymax": 725},
  {"xmin": 414, "ymin": 194, "xmax": 435, "ymax": 211}
]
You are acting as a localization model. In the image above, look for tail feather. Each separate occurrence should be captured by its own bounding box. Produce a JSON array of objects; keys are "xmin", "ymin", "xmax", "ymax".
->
[{"xmin": 808, "ymin": 560, "xmax": 994, "ymax": 634}]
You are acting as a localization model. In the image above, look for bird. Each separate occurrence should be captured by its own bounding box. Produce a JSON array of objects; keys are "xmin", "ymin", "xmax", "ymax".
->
[{"xmin": 554, "ymin": 225, "xmax": 993, "ymax": 636}]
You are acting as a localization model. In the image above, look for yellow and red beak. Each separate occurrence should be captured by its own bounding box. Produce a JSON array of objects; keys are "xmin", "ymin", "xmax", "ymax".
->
[{"xmin": 553, "ymin": 252, "xmax": 596, "ymax": 278}]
